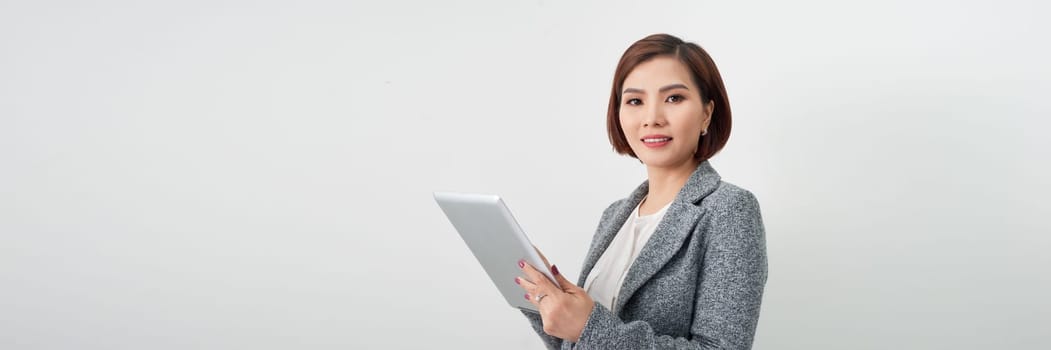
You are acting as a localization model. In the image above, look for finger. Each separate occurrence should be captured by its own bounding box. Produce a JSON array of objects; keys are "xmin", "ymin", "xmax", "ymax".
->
[
  {"xmin": 515, "ymin": 275, "xmax": 540, "ymax": 294},
  {"xmin": 524, "ymin": 291, "xmax": 540, "ymax": 309},
  {"xmin": 519, "ymin": 280, "xmax": 548, "ymax": 309},
  {"xmin": 516, "ymin": 273, "xmax": 544, "ymax": 308},
  {"xmin": 520, "ymin": 260, "xmax": 557, "ymax": 293},
  {"xmin": 551, "ymin": 265, "xmax": 580, "ymax": 293}
]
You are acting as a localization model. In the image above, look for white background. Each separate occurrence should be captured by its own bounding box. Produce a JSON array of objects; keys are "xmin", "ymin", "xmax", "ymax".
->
[{"xmin": 2, "ymin": 0, "xmax": 1049, "ymax": 349}]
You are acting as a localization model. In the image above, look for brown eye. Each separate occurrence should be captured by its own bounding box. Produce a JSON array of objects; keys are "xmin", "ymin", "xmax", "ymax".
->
[
  {"xmin": 625, "ymin": 98, "xmax": 642, "ymax": 106},
  {"xmin": 666, "ymin": 95, "xmax": 684, "ymax": 103}
]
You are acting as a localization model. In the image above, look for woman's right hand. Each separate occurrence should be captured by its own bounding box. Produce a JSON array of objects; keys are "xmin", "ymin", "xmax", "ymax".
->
[{"xmin": 516, "ymin": 248, "xmax": 594, "ymax": 343}]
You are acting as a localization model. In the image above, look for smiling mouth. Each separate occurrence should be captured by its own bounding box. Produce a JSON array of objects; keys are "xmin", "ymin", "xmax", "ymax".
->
[{"xmin": 642, "ymin": 137, "xmax": 672, "ymax": 143}]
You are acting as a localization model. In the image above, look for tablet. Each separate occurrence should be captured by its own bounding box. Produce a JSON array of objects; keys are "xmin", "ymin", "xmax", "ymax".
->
[{"xmin": 433, "ymin": 192, "xmax": 560, "ymax": 312}]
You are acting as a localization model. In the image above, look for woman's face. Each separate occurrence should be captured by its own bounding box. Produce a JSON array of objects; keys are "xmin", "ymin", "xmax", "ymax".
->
[{"xmin": 619, "ymin": 56, "xmax": 713, "ymax": 169}]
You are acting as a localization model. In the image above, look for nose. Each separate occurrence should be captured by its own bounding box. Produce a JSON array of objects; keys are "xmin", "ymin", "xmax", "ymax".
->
[{"xmin": 642, "ymin": 101, "xmax": 666, "ymax": 127}]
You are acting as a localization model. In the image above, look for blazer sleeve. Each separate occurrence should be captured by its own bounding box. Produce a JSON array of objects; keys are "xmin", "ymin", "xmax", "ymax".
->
[
  {"xmin": 520, "ymin": 309, "xmax": 565, "ymax": 350},
  {"xmin": 569, "ymin": 191, "xmax": 768, "ymax": 350}
]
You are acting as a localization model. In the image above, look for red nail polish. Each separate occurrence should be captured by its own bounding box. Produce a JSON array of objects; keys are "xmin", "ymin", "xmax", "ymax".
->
[
  {"xmin": 552, "ymin": 265, "xmax": 560, "ymax": 275},
  {"xmin": 518, "ymin": 260, "xmax": 525, "ymax": 268},
  {"xmin": 514, "ymin": 277, "xmax": 520, "ymax": 285},
  {"xmin": 524, "ymin": 293, "xmax": 530, "ymax": 300}
]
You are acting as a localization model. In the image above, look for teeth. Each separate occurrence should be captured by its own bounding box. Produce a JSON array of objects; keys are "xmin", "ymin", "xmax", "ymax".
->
[{"xmin": 643, "ymin": 138, "xmax": 670, "ymax": 143}]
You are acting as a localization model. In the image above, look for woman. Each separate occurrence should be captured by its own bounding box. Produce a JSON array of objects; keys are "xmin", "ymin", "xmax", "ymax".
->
[{"xmin": 514, "ymin": 34, "xmax": 768, "ymax": 350}]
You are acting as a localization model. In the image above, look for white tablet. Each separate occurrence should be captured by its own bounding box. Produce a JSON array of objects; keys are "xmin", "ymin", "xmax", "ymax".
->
[{"xmin": 433, "ymin": 192, "xmax": 560, "ymax": 312}]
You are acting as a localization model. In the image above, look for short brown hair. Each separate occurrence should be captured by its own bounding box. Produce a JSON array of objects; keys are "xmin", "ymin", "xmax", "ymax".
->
[{"xmin": 607, "ymin": 34, "xmax": 731, "ymax": 161}]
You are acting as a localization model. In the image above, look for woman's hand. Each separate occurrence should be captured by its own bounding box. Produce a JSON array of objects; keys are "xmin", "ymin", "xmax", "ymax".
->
[{"xmin": 515, "ymin": 247, "xmax": 595, "ymax": 343}]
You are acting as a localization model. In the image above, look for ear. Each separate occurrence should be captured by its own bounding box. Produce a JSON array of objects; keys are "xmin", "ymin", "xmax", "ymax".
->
[{"xmin": 701, "ymin": 100, "xmax": 715, "ymax": 131}]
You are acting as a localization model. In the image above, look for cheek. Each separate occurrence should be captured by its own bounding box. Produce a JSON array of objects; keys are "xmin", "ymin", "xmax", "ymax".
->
[
  {"xmin": 678, "ymin": 106, "xmax": 706, "ymax": 133},
  {"xmin": 619, "ymin": 115, "xmax": 638, "ymax": 136}
]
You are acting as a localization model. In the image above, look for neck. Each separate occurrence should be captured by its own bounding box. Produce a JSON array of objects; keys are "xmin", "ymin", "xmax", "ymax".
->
[{"xmin": 640, "ymin": 158, "xmax": 700, "ymax": 214}]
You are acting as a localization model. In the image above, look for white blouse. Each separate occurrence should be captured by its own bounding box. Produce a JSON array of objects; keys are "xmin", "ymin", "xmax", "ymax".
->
[{"xmin": 583, "ymin": 199, "xmax": 671, "ymax": 313}]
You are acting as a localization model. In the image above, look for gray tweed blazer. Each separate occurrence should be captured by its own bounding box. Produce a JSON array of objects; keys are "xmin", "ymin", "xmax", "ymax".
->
[{"xmin": 521, "ymin": 161, "xmax": 767, "ymax": 349}]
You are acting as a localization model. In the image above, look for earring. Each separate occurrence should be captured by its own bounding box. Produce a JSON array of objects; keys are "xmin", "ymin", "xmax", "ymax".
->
[{"xmin": 701, "ymin": 130, "xmax": 708, "ymax": 136}]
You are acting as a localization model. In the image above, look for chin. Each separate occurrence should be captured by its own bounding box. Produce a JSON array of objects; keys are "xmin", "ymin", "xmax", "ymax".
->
[{"xmin": 637, "ymin": 154, "xmax": 691, "ymax": 168}]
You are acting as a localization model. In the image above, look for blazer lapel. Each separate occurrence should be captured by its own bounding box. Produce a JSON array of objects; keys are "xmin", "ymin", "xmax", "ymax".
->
[
  {"xmin": 576, "ymin": 182, "xmax": 648, "ymax": 287},
  {"xmin": 612, "ymin": 161, "xmax": 722, "ymax": 314},
  {"xmin": 611, "ymin": 202, "xmax": 702, "ymax": 313}
]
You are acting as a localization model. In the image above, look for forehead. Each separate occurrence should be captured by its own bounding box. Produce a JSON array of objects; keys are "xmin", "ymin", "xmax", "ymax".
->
[{"xmin": 622, "ymin": 56, "xmax": 695, "ymax": 90}]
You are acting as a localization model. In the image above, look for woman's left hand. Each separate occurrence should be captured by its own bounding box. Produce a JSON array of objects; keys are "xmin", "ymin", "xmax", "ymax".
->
[{"xmin": 515, "ymin": 248, "xmax": 595, "ymax": 343}]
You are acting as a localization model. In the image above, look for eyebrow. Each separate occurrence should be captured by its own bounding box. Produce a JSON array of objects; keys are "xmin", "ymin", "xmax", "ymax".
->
[{"xmin": 622, "ymin": 83, "xmax": 690, "ymax": 95}]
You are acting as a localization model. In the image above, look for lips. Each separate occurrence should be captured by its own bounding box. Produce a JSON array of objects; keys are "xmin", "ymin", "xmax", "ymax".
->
[
  {"xmin": 641, "ymin": 134, "xmax": 672, "ymax": 148},
  {"xmin": 641, "ymin": 135, "xmax": 672, "ymax": 143}
]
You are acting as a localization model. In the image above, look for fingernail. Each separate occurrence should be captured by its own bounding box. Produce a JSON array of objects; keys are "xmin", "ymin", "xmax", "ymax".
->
[
  {"xmin": 514, "ymin": 277, "xmax": 520, "ymax": 285},
  {"xmin": 518, "ymin": 260, "xmax": 525, "ymax": 268},
  {"xmin": 552, "ymin": 265, "xmax": 560, "ymax": 275},
  {"xmin": 524, "ymin": 293, "xmax": 530, "ymax": 300}
]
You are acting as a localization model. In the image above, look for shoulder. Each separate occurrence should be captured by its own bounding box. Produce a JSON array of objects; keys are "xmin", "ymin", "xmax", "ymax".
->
[
  {"xmin": 696, "ymin": 181, "xmax": 765, "ymax": 243},
  {"xmin": 699, "ymin": 180, "xmax": 761, "ymax": 214}
]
